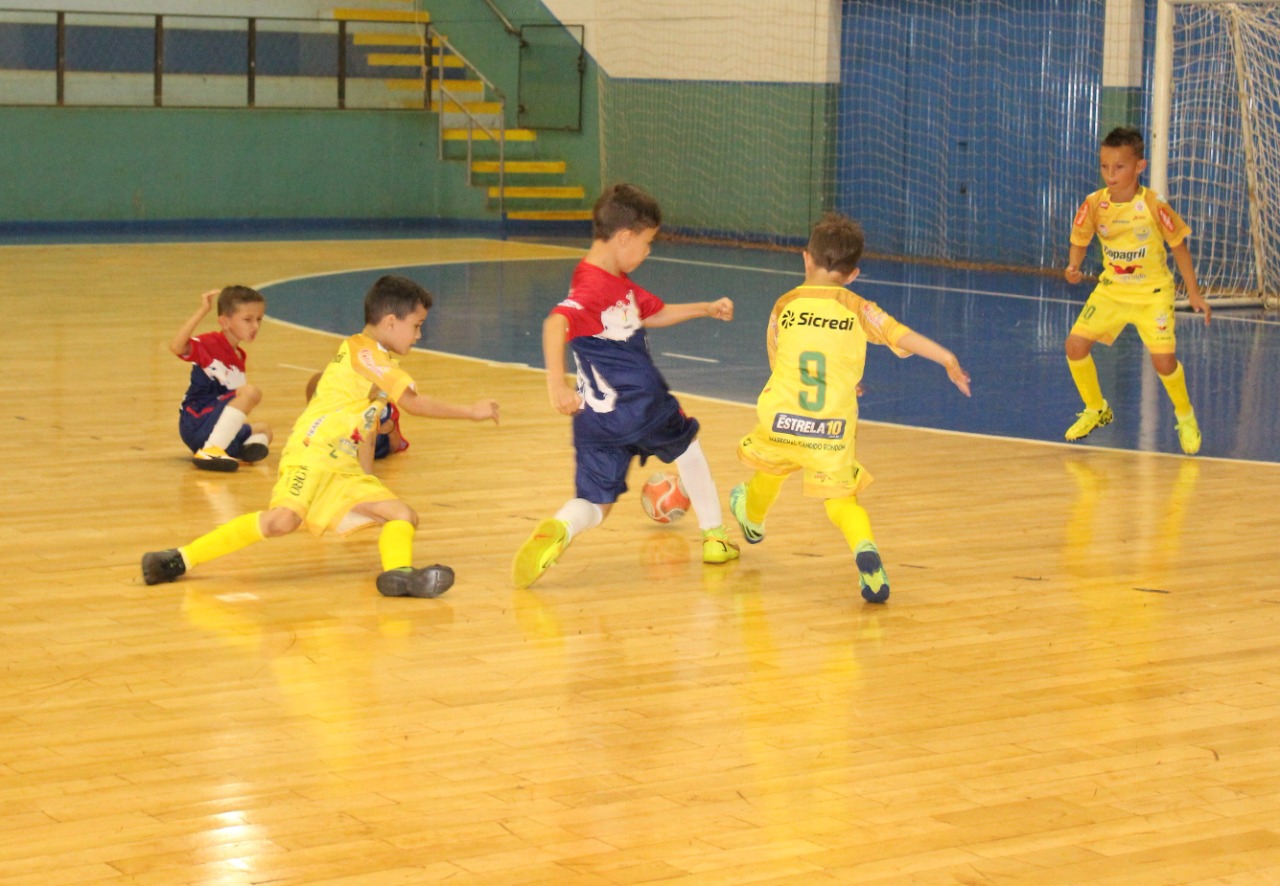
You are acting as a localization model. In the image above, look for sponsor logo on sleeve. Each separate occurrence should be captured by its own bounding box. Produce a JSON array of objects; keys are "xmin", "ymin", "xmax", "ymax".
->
[{"xmin": 358, "ymin": 348, "xmax": 388, "ymax": 379}]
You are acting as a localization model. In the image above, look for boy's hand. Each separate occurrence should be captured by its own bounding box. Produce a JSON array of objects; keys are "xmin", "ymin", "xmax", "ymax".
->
[
  {"xmin": 1064, "ymin": 266, "xmax": 1083, "ymax": 285},
  {"xmin": 707, "ymin": 298, "xmax": 734, "ymax": 321},
  {"xmin": 945, "ymin": 357, "xmax": 972, "ymax": 397},
  {"xmin": 548, "ymin": 380, "xmax": 582, "ymax": 416},
  {"xmin": 199, "ymin": 289, "xmax": 218, "ymax": 312},
  {"xmin": 1188, "ymin": 290, "xmax": 1213, "ymax": 325},
  {"xmin": 472, "ymin": 399, "xmax": 500, "ymax": 424}
]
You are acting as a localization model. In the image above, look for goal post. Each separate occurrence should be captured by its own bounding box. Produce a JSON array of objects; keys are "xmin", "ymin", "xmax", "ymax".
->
[{"xmin": 1150, "ymin": 0, "xmax": 1280, "ymax": 308}]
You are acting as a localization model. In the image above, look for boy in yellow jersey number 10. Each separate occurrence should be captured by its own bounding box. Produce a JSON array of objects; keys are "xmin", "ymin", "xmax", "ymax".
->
[{"xmin": 1063, "ymin": 126, "xmax": 1211, "ymax": 454}]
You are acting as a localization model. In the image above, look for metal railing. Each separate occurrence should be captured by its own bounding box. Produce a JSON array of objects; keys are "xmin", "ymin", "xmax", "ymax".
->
[
  {"xmin": 429, "ymin": 26, "xmax": 507, "ymax": 218},
  {"xmin": 0, "ymin": 8, "xmax": 416, "ymax": 109}
]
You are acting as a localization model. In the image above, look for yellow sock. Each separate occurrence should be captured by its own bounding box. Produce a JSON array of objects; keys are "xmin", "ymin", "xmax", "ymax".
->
[
  {"xmin": 746, "ymin": 472, "xmax": 786, "ymax": 525},
  {"xmin": 824, "ymin": 495, "xmax": 874, "ymax": 553},
  {"xmin": 1158, "ymin": 360, "xmax": 1194, "ymax": 418},
  {"xmin": 1067, "ymin": 355, "xmax": 1105, "ymax": 411},
  {"xmin": 378, "ymin": 519, "xmax": 416, "ymax": 571},
  {"xmin": 181, "ymin": 512, "xmax": 265, "ymax": 569}
]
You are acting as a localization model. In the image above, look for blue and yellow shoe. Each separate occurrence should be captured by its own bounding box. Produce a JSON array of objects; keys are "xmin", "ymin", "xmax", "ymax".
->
[
  {"xmin": 729, "ymin": 483, "xmax": 765, "ymax": 544},
  {"xmin": 855, "ymin": 542, "xmax": 890, "ymax": 603},
  {"xmin": 512, "ymin": 519, "xmax": 570, "ymax": 589},
  {"xmin": 702, "ymin": 526, "xmax": 740, "ymax": 564}
]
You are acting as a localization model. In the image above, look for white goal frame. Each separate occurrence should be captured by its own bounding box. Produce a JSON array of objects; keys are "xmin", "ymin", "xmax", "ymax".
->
[{"xmin": 1150, "ymin": 0, "xmax": 1280, "ymax": 308}]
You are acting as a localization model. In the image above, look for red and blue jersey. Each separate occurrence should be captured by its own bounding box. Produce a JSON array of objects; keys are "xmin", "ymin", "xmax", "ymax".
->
[
  {"xmin": 179, "ymin": 331, "xmax": 247, "ymax": 418},
  {"xmin": 551, "ymin": 261, "xmax": 681, "ymax": 445}
]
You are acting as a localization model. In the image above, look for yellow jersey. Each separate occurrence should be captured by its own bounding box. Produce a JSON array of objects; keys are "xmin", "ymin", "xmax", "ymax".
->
[
  {"xmin": 757, "ymin": 284, "xmax": 911, "ymax": 437},
  {"xmin": 279, "ymin": 333, "xmax": 416, "ymax": 473},
  {"xmin": 1070, "ymin": 185, "xmax": 1191, "ymax": 296}
]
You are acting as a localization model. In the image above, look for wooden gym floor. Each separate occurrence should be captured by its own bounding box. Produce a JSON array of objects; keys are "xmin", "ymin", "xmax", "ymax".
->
[{"xmin": 2, "ymin": 237, "xmax": 1279, "ymax": 884}]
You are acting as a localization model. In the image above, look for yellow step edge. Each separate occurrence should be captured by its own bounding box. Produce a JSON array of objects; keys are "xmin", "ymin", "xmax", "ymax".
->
[
  {"xmin": 444, "ymin": 128, "xmax": 536, "ymax": 142},
  {"xmin": 472, "ymin": 160, "xmax": 567, "ymax": 175},
  {"xmin": 435, "ymin": 79, "xmax": 484, "ymax": 94},
  {"xmin": 332, "ymin": 9, "xmax": 430, "ymax": 23},
  {"xmin": 488, "ymin": 186, "xmax": 586, "ymax": 200},
  {"xmin": 367, "ymin": 53, "xmax": 424, "ymax": 67},
  {"xmin": 386, "ymin": 78, "xmax": 427, "ymax": 91},
  {"xmin": 507, "ymin": 210, "xmax": 594, "ymax": 221},
  {"xmin": 354, "ymin": 33, "xmax": 425, "ymax": 47},
  {"xmin": 427, "ymin": 55, "xmax": 465, "ymax": 67},
  {"xmin": 433, "ymin": 100, "xmax": 502, "ymax": 114}
]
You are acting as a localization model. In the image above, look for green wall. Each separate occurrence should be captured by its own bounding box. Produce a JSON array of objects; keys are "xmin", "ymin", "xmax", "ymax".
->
[
  {"xmin": 0, "ymin": 106, "xmax": 498, "ymax": 223},
  {"xmin": 599, "ymin": 79, "xmax": 832, "ymax": 242}
]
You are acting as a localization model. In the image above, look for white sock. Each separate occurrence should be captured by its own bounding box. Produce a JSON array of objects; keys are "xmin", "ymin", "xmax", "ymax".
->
[
  {"xmin": 206, "ymin": 406, "xmax": 247, "ymax": 451},
  {"xmin": 554, "ymin": 498, "xmax": 603, "ymax": 541},
  {"xmin": 674, "ymin": 439, "xmax": 722, "ymax": 530},
  {"xmin": 244, "ymin": 432, "xmax": 269, "ymax": 450}
]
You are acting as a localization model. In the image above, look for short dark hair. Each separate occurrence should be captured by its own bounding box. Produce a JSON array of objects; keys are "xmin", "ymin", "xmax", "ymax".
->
[
  {"xmin": 217, "ymin": 285, "xmax": 264, "ymax": 317},
  {"xmin": 807, "ymin": 213, "xmax": 865, "ymax": 276},
  {"xmin": 364, "ymin": 274, "xmax": 433, "ymax": 325},
  {"xmin": 592, "ymin": 183, "xmax": 662, "ymax": 241},
  {"xmin": 1102, "ymin": 125, "xmax": 1145, "ymax": 160}
]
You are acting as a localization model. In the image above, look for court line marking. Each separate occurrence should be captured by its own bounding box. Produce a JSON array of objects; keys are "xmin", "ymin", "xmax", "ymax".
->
[{"xmin": 661, "ymin": 352, "xmax": 720, "ymax": 363}]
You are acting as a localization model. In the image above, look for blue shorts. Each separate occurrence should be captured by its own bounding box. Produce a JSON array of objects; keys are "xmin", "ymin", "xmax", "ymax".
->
[
  {"xmin": 179, "ymin": 400, "xmax": 252, "ymax": 456},
  {"xmin": 574, "ymin": 410, "xmax": 699, "ymax": 504}
]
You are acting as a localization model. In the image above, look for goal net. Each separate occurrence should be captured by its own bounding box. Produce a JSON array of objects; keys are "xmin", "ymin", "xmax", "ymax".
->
[{"xmin": 1156, "ymin": 1, "xmax": 1280, "ymax": 307}]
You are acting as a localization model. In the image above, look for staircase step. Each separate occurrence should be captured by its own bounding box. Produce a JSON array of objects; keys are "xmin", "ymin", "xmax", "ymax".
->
[
  {"xmin": 366, "ymin": 53, "xmax": 423, "ymax": 67},
  {"xmin": 445, "ymin": 128, "xmax": 537, "ymax": 142},
  {"xmin": 332, "ymin": 9, "xmax": 431, "ymax": 24},
  {"xmin": 488, "ymin": 185, "xmax": 586, "ymax": 200},
  {"xmin": 435, "ymin": 79, "xmax": 484, "ymax": 95},
  {"xmin": 354, "ymin": 32, "xmax": 426, "ymax": 47},
  {"xmin": 507, "ymin": 209, "xmax": 594, "ymax": 221},
  {"xmin": 385, "ymin": 78, "xmax": 427, "ymax": 91},
  {"xmin": 472, "ymin": 160, "xmax": 567, "ymax": 175},
  {"xmin": 435, "ymin": 99, "xmax": 501, "ymax": 114}
]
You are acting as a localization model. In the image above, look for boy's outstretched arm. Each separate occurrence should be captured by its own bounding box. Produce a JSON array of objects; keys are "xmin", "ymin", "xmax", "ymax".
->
[
  {"xmin": 543, "ymin": 313, "xmax": 582, "ymax": 415},
  {"xmin": 643, "ymin": 297, "xmax": 734, "ymax": 328},
  {"xmin": 397, "ymin": 388, "xmax": 499, "ymax": 424},
  {"xmin": 1171, "ymin": 240, "xmax": 1211, "ymax": 325},
  {"xmin": 896, "ymin": 330, "xmax": 971, "ymax": 397},
  {"xmin": 168, "ymin": 289, "xmax": 218, "ymax": 357}
]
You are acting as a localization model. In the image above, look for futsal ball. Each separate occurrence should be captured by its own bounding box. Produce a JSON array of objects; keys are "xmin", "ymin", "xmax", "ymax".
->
[{"xmin": 641, "ymin": 472, "xmax": 691, "ymax": 524}]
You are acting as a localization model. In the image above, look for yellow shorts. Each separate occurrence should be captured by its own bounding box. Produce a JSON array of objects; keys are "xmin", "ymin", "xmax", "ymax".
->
[
  {"xmin": 269, "ymin": 462, "xmax": 397, "ymax": 536},
  {"xmin": 737, "ymin": 426, "xmax": 872, "ymax": 499},
  {"xmin": 1070, "ymin": 285, "xmax": 1177, "ymax": 354}
]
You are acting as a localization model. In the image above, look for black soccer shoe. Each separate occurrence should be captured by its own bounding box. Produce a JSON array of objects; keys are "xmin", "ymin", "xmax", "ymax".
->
[
  {"xmin": 376, "ymin": 564, "xmax": 455, "ymax": 599},
  {"xmin": 142, "ymin": 549, "xmax": 186, "ymax": 585},
  {"xmin": 239, "ymin": 442, "xmax": 270, "ymax": 463}
]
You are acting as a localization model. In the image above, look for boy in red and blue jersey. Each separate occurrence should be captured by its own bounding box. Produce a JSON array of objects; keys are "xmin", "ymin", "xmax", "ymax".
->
[
  {"xmin": 512, "ymin": 183, "xmax": 739, "ymax": 589},
  {"xmin": 170, "ymin": 286, "xmax": 273, "ymax": 472}
]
